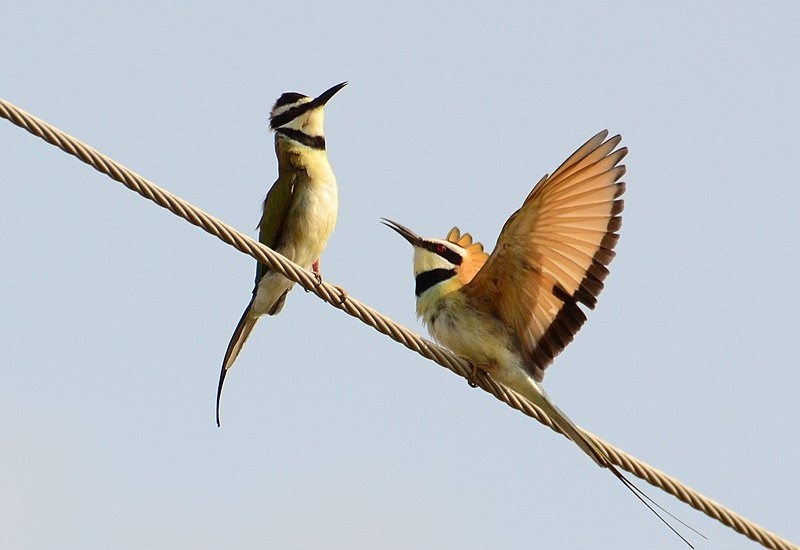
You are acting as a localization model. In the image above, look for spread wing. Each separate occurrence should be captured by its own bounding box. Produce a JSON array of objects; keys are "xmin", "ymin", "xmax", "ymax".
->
[{"xmin": 463, "ymin": 130, "xmax": 626, "ymax": 381}]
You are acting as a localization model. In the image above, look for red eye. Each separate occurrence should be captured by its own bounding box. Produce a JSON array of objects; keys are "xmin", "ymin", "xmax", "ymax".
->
[{"xmin": 435, "ymin": 244, "xmax": 446, "ymax": 254}]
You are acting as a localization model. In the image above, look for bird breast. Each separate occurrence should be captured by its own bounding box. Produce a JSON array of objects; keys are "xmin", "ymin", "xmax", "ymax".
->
[
  {"xmin": 422, "ymin": 294, "xmax": 522, "ymax": 371},
  {"xmin": 282, "ymin": 175, "xmax": 338, "ymax": 267}
]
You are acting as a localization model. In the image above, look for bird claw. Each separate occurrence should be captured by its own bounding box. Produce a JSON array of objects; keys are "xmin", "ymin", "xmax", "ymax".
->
[
  {"xmin": 467, "ymin": 363, "xmax": 479, "ymax": 388},
  {"xmin": 305, "ymin": 270, "xmax": 345, "ymax": 307},
  {"xmin": 310, "ymin": 259, "xmax": 323, "ymax": 288},
  {"xmin": 332, "ymin": 285, "xmax": 348, "ymax": 306},
  {"xmin": 304, "ymin": 270, "xmax": 323, "ymax": 292}
]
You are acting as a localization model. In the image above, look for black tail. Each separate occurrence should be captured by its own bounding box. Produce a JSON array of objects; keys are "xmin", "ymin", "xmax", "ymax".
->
[
  {"xmin": 216, "ymin": 300, "xmax": 259, "ymax": 427},
  {"xmin": 607, "ymin": 463, "xmax": 705, "ymax": 548}
]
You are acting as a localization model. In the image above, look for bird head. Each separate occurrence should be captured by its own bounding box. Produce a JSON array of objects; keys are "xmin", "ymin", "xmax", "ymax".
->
[
  {"xmin": 269, "ymin": 81, "xmax": 347, "ymax": 138},
  {"xmin": 382, "ymin": 219, "xmax": 489, "ymax": 300}
]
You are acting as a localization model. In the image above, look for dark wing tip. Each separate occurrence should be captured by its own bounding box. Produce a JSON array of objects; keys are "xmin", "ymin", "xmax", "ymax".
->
[
  {"xmin": 530, "ymin": 285, "xmax": 588, "ymax": 374},
  {"xmin": 530, "ymin": 132, "xmax": 628, "ymax": 374}
]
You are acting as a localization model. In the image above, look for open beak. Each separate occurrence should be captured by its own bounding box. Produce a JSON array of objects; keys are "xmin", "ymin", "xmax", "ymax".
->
[
  {"xmin": 381, "ymin": 218, "xmax": 422, "ymax": 246},
  {"xmin": 312, "ymin": 81, "xmax": 348, "ymax": 108}
]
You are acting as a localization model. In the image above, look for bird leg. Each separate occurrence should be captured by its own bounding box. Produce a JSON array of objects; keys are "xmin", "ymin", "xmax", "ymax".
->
[
  {"xmin": 467, "ymin": 361, "xmax": 499, "ymax": 388},
  {"xmin": 303, "ymin": 259, "xmax": 323, "ymax": 292},
  {"xmin": 311, "ymin": 259, "xmax": 323, "ymax": 286},
  {"xmin": 308, "ymin": 259, "xmax": 347, "ymax": 305}
]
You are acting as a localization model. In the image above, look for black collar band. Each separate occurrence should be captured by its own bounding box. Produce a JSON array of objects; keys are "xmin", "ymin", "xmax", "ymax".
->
[
  {"xmin": 276, "ymin": 128, "xmax": 326, "ymax": 150},
  {"xmin": 415, "ymin": 268, "xmax": 456, "ymax": 296}
]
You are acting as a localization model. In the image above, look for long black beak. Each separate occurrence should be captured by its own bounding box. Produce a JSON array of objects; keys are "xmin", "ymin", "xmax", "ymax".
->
[
  {"xmin": 311, "ymin": 81, "xmax": 348, "ymax": 108},
  {"xmin": 381, "ymin": 218, "xmax": 422, "ymax": 246}
]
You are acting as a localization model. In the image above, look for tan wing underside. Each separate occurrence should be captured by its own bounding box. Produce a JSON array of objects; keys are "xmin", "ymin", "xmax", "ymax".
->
[{"xmin": 464, "ymin": 130, "xmax": 627, "ymax": 381}]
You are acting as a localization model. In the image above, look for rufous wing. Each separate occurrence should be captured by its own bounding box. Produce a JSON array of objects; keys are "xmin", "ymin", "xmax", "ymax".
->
[{"xmin": 463, "ymin": 130, "xmax": 626, "ymax": 381}]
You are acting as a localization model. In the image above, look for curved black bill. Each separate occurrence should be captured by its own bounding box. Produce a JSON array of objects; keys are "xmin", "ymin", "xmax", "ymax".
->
[
  {"xmin": 312, "ymin": 81, "xmax": 348, "ymax": 108},
  {"xmin": 381, "ymin": 218, "xmax": 422, "ymax": 246}
]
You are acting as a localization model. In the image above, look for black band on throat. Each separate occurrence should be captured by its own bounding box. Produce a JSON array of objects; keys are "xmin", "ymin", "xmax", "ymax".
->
[
  {"xmin": 415, "ymin": 268, "xmax": 456, "ymax": 296},
  {"xmin": 276, "ymin": 128, "xmax": 326, "ymax": 150}
]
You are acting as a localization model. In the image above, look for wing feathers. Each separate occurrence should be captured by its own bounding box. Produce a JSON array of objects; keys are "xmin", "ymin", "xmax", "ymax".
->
[
  {"xmin": 549, "ymin": 131, "xmax": 620, "ymax": 181},
  {"xmin": 464, "ymin": 131, "xmax": 625, "ymax": 379},
  {"xmin": 256, "ymin": 170, "xmax": 296, "ymax": 284},
  {"xmin": 543, "ymin": 167, "xmax": 626, "ymax": 203},
  {"xmin": 446, "ymin": 226, "xmax": 489, "ymax": 283},
  {"xmin": 527, "ymin": 286, "xmax": 587, "ymax": 381}
]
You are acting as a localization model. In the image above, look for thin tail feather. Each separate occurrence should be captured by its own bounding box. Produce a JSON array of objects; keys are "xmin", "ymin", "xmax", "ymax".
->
[
  {"xmin": 518, "ymin": 378, "xmax": 699, "ymax": 547},
  {"xmin": 531, "ymin": 384, "xmax": 610, "ymax": 468},
  {"xmin": 610, "ymin": 466, "xmax": 705, "ymax": 545},
  {"xmin": 216, "ymin": 301, "xmax": 259, "ymax": 427}
]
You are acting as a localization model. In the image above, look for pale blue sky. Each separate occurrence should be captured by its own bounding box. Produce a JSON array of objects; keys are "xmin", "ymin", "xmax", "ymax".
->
[{"xmin": 2, "ymin": 2, "xmax": 798, "ymax": 549}]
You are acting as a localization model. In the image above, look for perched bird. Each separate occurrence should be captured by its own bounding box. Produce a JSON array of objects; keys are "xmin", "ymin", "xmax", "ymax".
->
[
  {"xmin": 216, "ymin": 81, "xmax": 347, "ymax": 426},
  {"xmin": 384, "ymin": 131, "xmax": 694, "ymax": 546}
]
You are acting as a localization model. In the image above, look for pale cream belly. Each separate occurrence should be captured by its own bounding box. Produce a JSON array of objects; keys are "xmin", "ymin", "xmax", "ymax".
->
[{"xmin": 427, "ymin": 304, "xmax": 521, "ymax": 371}]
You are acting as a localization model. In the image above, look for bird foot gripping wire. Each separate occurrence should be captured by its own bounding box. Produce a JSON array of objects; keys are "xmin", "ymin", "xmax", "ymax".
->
[
  {"xmin": 467, "ymin": 363, "xmax": 480, "ymax": 388},
  {"xmin": 331, "ymin": 285, "xmax": 348, "ymax": 306},
  {"xmin": 304, "ymin": 264, "xmax": 324, "ymax": 292},
  {"xmin": 306, "ymin": 269, "xmax": 348, "ymax": 306}
]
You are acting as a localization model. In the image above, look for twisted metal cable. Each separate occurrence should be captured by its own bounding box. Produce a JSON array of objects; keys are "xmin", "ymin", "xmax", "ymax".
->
[{"xmin": 1, "ymin": 97, "xmax": 796, "ymax": 550}]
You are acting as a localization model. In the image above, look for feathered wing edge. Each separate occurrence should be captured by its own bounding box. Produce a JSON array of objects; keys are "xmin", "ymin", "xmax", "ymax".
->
[{"xmin": 464, "ymin": 130, "xmax": 627, "ymax": 381}]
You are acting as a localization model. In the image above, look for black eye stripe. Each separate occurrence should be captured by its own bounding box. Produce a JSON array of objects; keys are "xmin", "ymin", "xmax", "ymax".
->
[
  {"xmin": 269, "ymin": 100, "xmax": 316, "ymax": 129},
  {"xmin": 422, "ymin": 241, "xmax": 462, "ymax": 265}
]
